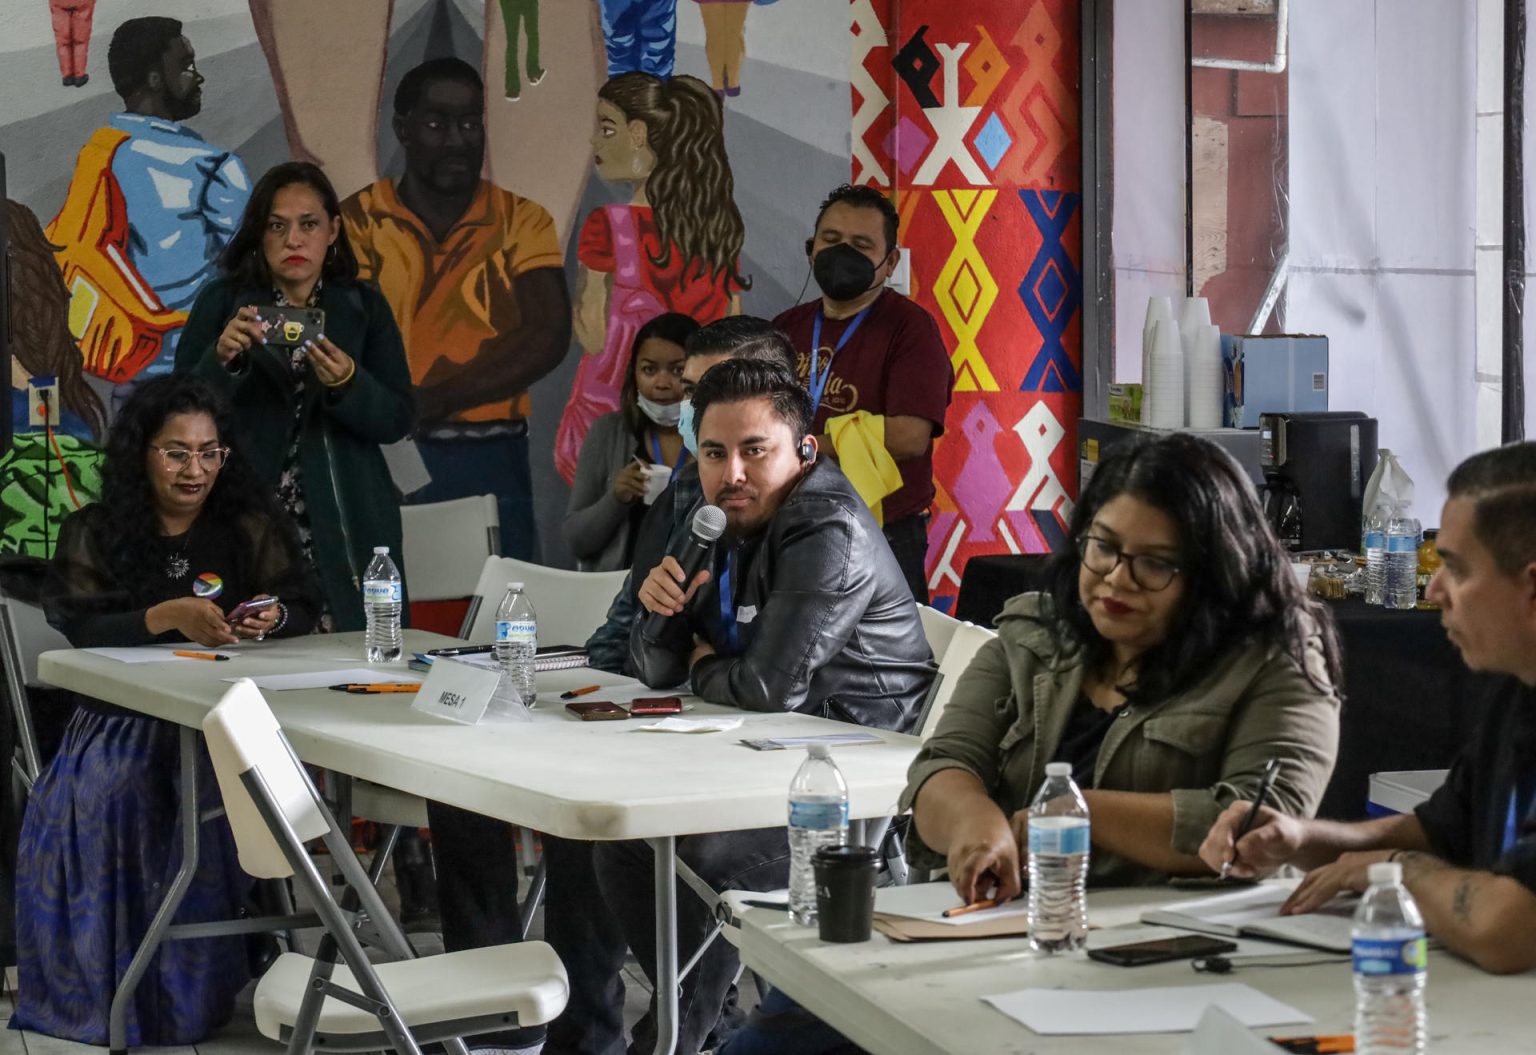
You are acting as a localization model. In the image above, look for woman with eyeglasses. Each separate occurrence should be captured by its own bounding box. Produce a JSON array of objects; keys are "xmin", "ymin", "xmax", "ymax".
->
[
  {"xmin": 902, "ymin": 431, "xmax": 1343, "ymax": 901},
  {"xmin": 13, "ymin": 376, "xmax": 319, "ymax": 1046},
  {"xmin": 176, "ymin": 161, "xmax": 413, "ymax": 631}
]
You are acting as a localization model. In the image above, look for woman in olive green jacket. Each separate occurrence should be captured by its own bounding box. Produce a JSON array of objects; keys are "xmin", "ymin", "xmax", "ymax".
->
[
  {"xmin": 903, "ymin": 433, "xmax": 1342, "ymax": 896},
  {"xmin": 176, "ymin": 162, "xmax": 413, "ymax": 631}
]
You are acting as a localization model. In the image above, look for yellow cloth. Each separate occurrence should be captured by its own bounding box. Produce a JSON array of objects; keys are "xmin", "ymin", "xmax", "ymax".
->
[
  {"xmin": 340, "ymin": 178, "xmax": 562, "ymax": 422},
  {"xmin": 826, "ymin": 411, "xmax": 902, "ymax": 527}
]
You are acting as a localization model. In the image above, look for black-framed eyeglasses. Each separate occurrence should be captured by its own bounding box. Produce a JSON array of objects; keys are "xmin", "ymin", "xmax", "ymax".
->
[
  {"xmin": 150, "ymin": 445, "xmax": 230, "ymax": 472},
  {"xmin": 1078, "ymin": 534, "xmax": 1182, "ymax": 591}
]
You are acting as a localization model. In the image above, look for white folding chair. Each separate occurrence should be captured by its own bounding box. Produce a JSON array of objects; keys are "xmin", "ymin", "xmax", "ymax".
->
[
  {"xmin": 0, "ymin": 580, "xmax": 70, "ymax": 790},
  {"xmin": 919, "ymin": 621, "xmax": 998, "ymax": 741},
  {"xmin": 916, "ymin": 603, "xmax": 964, "ymax": 665},
  {"xmin": 461, "ymin": 556, "xmax": 628, "ymax": 649},
  {"xmin": 400, "ymin": 495, "xmax": 500, "ymax": 601},
  {"xmin": 203, "ymin": 681, "xmax": 568, "ymax": 1055}
]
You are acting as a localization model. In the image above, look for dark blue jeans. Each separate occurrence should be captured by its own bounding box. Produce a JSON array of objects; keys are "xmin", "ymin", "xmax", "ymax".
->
[
  {"xmin": 410, "ymin": 431, "xmax": 537, "ymax": 562},
  {"xmin": 544, "ymin": 827, "xmax": 790, "ymax": 1055},
  {"xmin": 598, "ymin": 0, "xmax": 676, "ymax": 77}
]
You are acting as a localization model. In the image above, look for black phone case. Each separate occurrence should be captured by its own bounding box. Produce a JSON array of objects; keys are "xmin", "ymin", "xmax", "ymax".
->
[
  {"xmin": 1086, "ymin": 936, "xmax": 1237, "ymax": 967},
  {"xmin": 257, "ymin": 306, "xmax": 325, "ymax": 347}
]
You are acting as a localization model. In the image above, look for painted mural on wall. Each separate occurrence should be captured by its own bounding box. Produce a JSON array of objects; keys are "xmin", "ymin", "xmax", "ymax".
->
[
  {"xmin": 599, "ymin": 0, "xmax": 767, "ymax": 98},
  {"xmin": 48, "ymin": 16, "xmax": 250, "ymax": 399},
  {"xmin": 852, "ymin": 0, "xmax": 1083, "ymax": 611},
  {"xmin": 557, "ymin": 71, "xmax": 746, "ymax": 484},
  {"xmin": 3, "ymin": 0, "xmax": 1081, "ymax": 579},
  {"xmin": 2, "ymin": 199, "xmax": 107, "ymax": 556},
  {"xmin": 49, "ymin": 0, "xmax": 98, "ymax": 87}
]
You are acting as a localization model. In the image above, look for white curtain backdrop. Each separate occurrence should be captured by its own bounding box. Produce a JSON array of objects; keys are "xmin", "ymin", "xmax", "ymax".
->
[
  {"xmin": 1287, "ymin": 0, "xmax": 1477, "ymax": 521},
  {"xmin": 1111, "ymin": 0, "xmax": 1187, "ymax": 382}
]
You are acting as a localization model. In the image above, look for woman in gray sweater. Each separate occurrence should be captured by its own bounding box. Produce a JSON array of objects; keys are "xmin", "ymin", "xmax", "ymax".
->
[{"xmin": 563, "ymin": 312, "xmax": 700, "ymax": 570}]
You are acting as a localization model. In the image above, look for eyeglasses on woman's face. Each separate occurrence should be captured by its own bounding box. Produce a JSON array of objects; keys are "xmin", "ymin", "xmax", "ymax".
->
[
  {"xmin": 150, "ymin": 445, "xmax": 230, "ymax": 473},
  {"xmin": 1077, "ymin": 534, "xmax": 1182, "ymax": 592}
]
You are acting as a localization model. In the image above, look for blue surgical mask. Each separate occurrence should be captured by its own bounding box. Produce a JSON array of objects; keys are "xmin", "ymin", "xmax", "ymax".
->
[
  {"xmin": 681, "ymin": 399, "xmax": 700, "ymax": 454},
  {"xmin": 678, "ymin": 398, "xmax": 698, "ymax": 456}
]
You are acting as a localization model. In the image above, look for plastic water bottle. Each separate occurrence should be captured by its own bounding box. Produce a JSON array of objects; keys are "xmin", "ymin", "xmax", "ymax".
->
[
  {"xmin": 1027, "ymin": 761, "xmax": 1090, "ymax": 953},
  {"xmin": 1353, "ymin": 861, "xmax": 1427, "ymax": 1054},
  {"xmin": 1385, "ymin": 510, "xmax": 1422, "ymax": 610},
  {"xmin": 1363, "ymin": 505, "xmax": 1388, "ymax": 606},
  {"xmin": 493, "ymin": 582, "xmax": 538, "ymax": 709},
  {"xmin": 787, "ymin": 744, "xmax": 849, "ymax": 926},
  {"xmin": 362, "ymin": 546, "xmax": 402, "ymax": 663}
]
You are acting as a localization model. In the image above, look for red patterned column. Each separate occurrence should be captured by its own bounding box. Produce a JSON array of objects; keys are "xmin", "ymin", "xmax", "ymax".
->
[{"xmin": 851, "ymin": 0, "xmax": 1084, "ymax": 612}]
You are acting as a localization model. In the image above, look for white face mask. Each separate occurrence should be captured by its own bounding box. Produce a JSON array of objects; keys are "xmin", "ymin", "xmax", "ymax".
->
[{"xmin": 637, "ymin": 394, "xmax": 683, "ymax": 428}]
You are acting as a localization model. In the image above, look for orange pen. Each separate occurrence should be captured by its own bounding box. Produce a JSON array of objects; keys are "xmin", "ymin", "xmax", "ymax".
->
[{"xmin": 174, "ymin": 651, "xmax": 230, "ymax": 662}]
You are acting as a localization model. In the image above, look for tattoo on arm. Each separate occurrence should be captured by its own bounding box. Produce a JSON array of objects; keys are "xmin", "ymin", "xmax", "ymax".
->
[{"xmin": 1453, "ymin": 877, "xmax": 1476, "ymax": 925}]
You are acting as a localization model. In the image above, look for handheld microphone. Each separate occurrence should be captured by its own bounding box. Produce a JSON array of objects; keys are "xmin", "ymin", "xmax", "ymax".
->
[{"xmin": 641, "ymin": 504, "xmax": 727, "ymax": 639}]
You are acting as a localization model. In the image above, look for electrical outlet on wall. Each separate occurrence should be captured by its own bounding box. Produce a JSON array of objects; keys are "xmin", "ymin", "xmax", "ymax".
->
[{"xmin": 27, "ymin": 374, "xmax": 60, "ymax": 427}]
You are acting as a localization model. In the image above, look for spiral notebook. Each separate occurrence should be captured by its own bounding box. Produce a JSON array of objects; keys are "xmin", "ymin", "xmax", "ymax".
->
[{"xmin": 1140, "ymin": 884, "xmax": 1356, "ymax": 953}]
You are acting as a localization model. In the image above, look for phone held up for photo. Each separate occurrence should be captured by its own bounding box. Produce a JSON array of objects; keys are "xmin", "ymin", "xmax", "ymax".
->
[
  {"xmin": 629, "ymin": 696, "xmax": 683, "ymax": 716},
  {"xmin": 1086, "ymin": 934, "xmax": 1238, "ymax": 967},
  {"xmin": 565, "ymin": 700, "xmax": 629, "ymax": 722},
  {"xmin": 226, "ymin": 596, "xmax": 280, "ymax": 625},
  {"xmin": 253, "ymin": 306, "xmax": 325, "ymax": 348}
]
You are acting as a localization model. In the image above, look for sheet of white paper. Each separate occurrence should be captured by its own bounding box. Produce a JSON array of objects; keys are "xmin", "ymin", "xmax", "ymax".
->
[
  {"xmin": 633, "ymin": 716, "xmax": 743, "ymax": 733},
  {"xmin": 872, "ymin": 882, "xmax": 1030, "ymax": 926},
  {"xmin": 230, "ymin": 669, "xmax": 420, "ymax": 691},
  {"xmin": 84, "ymin": 646, "xmax": 239, "ymax": 663},
  {"xmin": 982, "ymin": 983, "xmax": 1311, "ymax": 1036}
]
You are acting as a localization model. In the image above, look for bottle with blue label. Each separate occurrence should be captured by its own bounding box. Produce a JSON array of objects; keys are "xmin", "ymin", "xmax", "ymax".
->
[
  {"xmin": 362, "ymin": 546, "xmax": 402, "ymax": 663},
  {"xmin": 1363, "ymin": 504, "xmax": 1388, "ymax": 606},
  {"xmin": 1027, "ymin": 761, "xmax": 1090, "ymax": 953},
  {"xmin": 787, "ymin": 743, "xmax": 849, "ymax": 925},
  {"xmin": 493, "ymin": 582, "xmax": 538, "ymax": 709},
  {"xmin": 1353, "ymin": 861, "xmax": 1427, "ymax": 1054},
  {"xmin": 1385, "ymin": 509, "xmax": 1422, "ymax": 611}
]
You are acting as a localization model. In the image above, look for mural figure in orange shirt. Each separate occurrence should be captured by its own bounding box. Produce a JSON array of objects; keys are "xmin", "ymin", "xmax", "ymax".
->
[{"xmin": 342, "ymin": 58, "xmax": 570, "ymax": 560}]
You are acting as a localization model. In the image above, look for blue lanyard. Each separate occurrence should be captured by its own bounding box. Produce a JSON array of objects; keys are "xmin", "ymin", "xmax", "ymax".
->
[
  {"xmin": 717, "ymin": 550, "xmax": 742, "ymax": 656},
  {"xmin": 808, "ymin": 305, "xmax": 872, "ymax": 415},
  {"xmin": 1504, "ymin": 785, "xmax": 1536, "ymax": 854},
  {"xmin": 648, "ymin": 430, "xmax": 689, "ymax": 481}
]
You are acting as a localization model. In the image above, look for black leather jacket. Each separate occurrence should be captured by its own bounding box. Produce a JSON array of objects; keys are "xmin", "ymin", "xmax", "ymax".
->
[{"xmin": 629, "ymin": 460, "xmax": 935, "ymax": 732}]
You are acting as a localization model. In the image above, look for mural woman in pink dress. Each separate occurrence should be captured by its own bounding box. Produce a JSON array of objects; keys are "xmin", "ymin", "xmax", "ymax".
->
[{"xmin": 557, "ymin": 71, "xmax": 746, "ymax": 484}]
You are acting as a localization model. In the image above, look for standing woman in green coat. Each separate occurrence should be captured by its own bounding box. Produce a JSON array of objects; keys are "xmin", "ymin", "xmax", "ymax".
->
[{"xmin": 176, "ymin": 162, "xmax": 414, "ymax": 631}]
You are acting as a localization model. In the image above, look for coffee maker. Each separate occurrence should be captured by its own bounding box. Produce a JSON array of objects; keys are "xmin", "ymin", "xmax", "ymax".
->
[{"xmin": 1259, "ymin": 411, "xmax": 1378, "ymax": 552}]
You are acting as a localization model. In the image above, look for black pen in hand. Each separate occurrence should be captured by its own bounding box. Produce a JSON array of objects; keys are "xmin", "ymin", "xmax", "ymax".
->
[{"xmin": 1222, "ymin": 757, "xmax": 1282, "ymax": 880}]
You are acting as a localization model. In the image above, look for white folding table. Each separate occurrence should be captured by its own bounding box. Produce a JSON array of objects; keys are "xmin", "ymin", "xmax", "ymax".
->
[
  {"xmin": 37, "ymin": 630, "xmax": 920, "ymax": 1055},
  {"xmin": 733, "ymin": 884, "xmax": 1530, "ymax": 1054}
]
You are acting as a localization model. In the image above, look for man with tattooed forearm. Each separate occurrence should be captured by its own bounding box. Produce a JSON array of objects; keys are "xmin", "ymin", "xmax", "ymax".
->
[{"xmin": 1201, "ymin": 443, "xmax": 1536, "ymax": 975}]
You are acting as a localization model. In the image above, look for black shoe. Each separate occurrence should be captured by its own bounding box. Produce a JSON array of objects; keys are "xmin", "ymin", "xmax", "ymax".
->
[{"xmin": 62, "ymin": 75, "xmax": 75, "ymax": 86}]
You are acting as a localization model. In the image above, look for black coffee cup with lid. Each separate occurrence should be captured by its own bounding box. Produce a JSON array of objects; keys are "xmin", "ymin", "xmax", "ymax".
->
[{"xmin": 813, "ymin": 844, "xmax": 877, "ymax": 942}]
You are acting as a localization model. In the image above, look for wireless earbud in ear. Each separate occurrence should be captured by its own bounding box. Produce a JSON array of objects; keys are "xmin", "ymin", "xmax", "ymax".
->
[{"xmin": 798, "ymin": 438, "xmax": 815, "ymax": 463}]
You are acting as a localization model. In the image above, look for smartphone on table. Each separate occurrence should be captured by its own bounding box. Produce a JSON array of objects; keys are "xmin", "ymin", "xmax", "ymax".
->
[
  {"xmin": 1086, "ymin": 934, "xmax": 1238, "ymax": 967},
  {"xmin": 565, "ymin": 700, "xmax": 629, "ymax": 721},
  {"xmin": 227, "ymin": 596, "xmax": 280, "ymax": 625},
  {"xmin": 629, "ymin": 696, "xmax": 683, "ymax": 715}
]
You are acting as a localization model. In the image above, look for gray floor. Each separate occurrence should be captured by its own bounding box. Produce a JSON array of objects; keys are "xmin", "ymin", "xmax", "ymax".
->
[{"xmin": 1, "ymin": 841, "xmax": 699, "ymax": 1055}]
